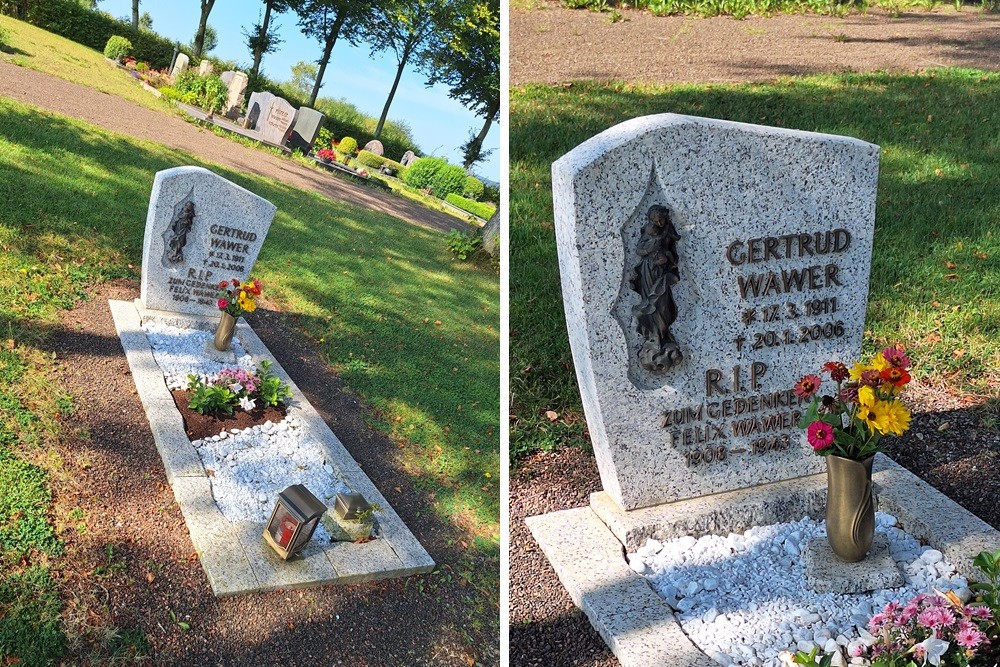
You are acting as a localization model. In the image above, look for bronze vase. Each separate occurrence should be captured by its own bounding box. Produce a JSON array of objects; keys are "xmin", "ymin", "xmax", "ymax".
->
[
  {"xmin": 825, "ymin": 454, "xmax": 875, "ymax": 562},
  {"xmin": 214, "ymin": 312, "xmax": 237, "ymax": 351}
]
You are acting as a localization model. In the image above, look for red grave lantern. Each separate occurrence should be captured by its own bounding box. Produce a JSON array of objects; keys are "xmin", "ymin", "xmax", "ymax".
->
[{"xmin": 263, "ymin": 484, "xmax": 327, "ymax": 560}]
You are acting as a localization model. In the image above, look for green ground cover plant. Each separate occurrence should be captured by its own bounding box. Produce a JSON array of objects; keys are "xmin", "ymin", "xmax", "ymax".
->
[
  {"xmin": 555, "ymin": 0, "xmax": 998, "ymax": 18},
  {"xmin": 510, "ymin": 70, "xmax": 1000, "ymax": 462},
  {"xmin": 0, "ymin": 95, "xmax": 499, "ymax": 657},
  {"xmin": 446, "ymin": 193, "xmax": 497, "ymax": 220}
]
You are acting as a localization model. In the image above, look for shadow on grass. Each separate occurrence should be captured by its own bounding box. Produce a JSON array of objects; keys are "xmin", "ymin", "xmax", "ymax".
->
[{"xmin": 510, "ymin": 69, "xmax": 1000, "ymax": 459}]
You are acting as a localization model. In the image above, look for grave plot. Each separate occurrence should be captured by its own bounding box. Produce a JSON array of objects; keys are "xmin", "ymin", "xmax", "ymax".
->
[
  {"xmin": 112, "ymin": 165, "xmax": 433, "ymax": 596},
  {"xmin": 527, "ymin": 115, "xmax": 1000, "ymax": 667}
]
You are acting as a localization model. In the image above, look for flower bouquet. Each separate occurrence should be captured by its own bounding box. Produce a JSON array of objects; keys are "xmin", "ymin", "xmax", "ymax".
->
[
  {"xmin": 316, "ymin": 147, "xmax": 336, "ymax": 164},
  {"xmin": 794, "ymin": 346, "xmax": 913, "ymax": 561},
  {"xmin": 213, "ymin": 278, "xmax": 262, "ymax": 351}
]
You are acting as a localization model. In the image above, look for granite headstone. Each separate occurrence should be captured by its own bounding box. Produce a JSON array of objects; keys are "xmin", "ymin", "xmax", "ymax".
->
[
  {"xmin": 198, "ymin": 59, "xmax": 213, "ymax": 76},
  {"xmin": 364, "ymin": 139, "xmax": 384, "ymax": 156},
  {"xmin": 400, "ymin": 150, "xmax": 417, "ymax": 166},
  {"xmin": 553, "ymin": 114, "xmax": 879, "ymax": 510},
  {"xmin": 220, "ymin": 70, "xmax": 236, "ymax": 87},
  {"xmin": 243, "ymin": 91, "xmax": 275, "ymax": 130},
  {"xmin": 139, "ymin": 166, "xmax": 277, "ymax": 317},
  {"xmin": 260, "ymin": 97, "xmax": 295, "ymax": 146},
  {"xmin": 170, "ymin": 53, "xmax": 189, "ymax": 80},
  {"xmin": 223, "ymin": 72, "xmax": 248, "ymax": 120},
  {"xmin": 287, "ymin": 107, "xmax": 326, "ymax": 153}
]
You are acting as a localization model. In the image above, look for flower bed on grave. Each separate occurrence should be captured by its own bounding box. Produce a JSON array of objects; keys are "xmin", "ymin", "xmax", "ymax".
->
[{"xmin": 144, "ymin": 321, "xmax": 350, "ymax": 538}]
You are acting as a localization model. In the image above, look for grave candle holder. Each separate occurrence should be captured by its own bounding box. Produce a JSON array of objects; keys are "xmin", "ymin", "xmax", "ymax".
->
[{"xmin": 263, "ymin": 484, "xmax": 327, "ymax": 560}]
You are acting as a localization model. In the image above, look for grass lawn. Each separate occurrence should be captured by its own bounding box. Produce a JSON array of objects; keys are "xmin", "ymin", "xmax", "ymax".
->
[
  {"xmin": 0, "ymin": 14, "xmax": 177, "ymax": 114},
  {"xmin": 0, "ymin": 95, "xmax": 499, "ymax": 662},
  {"xmin": 511, "ymin": 69, "xmax": 1000, "ymax": 461}
]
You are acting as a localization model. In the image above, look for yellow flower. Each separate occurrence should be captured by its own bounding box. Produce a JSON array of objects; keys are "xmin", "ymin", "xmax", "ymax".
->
[
  {"xmin": 857, "ymin": 399, "xmax": 891, "ymax": 434},
  {"xmin": 869, "ymin": 353, "xmax": 889, "ymax": 372},
  {"xmin": 849, "ymin": 361, "xmax": 871, "ymax": 383},
  {"xmin": 243, "ymin": 299, "xmax": 257, "ymax": 313},
  {"xmin": 858, "ymin": 385, "xmax": 877, "ymax": 407},
  {"xmin": 881, "ymin": 400, "xmax": 911, "ymax": 436}
]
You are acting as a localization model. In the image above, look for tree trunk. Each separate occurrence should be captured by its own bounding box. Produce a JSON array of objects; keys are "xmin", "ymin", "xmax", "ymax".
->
[
  {"xmin": 480, "ymin": 209, "xmax": 500, "ymax": 257},
  {"xmin": 250, "ymin": 0, "xmax": 273, "ymax": 82},
  {"xmin": 308, "ymin": 12, "xmax": 346, "ymax": 108},
  {"xmin": 374, "ymin": 39, "xmax": 414, "ymax": 139},
  {"xmin": 193, "ymin": 0, "xmax": 216, "ymax": 59},
  {"xmin": 464, "ymin": 97, "xmax": 500, "ymax": 169},
  {"xmin": 131, "ymin": 0, "xmax": 139, "ymax": 30}
]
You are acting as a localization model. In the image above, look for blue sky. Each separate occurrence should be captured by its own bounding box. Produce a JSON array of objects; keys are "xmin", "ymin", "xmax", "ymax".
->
[{"xmin": 100, "ymin": 0, "xmax": 499, "ymax": 181}]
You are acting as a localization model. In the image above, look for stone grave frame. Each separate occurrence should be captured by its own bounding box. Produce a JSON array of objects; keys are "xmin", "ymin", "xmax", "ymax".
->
[{"xmin": 526, "ymin": 114, "xmax": 1000, "ymax": 666}]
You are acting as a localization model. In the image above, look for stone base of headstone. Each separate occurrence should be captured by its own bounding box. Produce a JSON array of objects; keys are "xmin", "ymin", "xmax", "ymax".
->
[
  {"xmin": 320, "ymin": 511, "xmax": 375, "ymax": 542},
  {"xmin": 202, "ymin": 339, "xmax": 237, "ymax": 364},
  {"xmin": 802, "ymin": 534, "xmax": 904, "ymax": 594}
]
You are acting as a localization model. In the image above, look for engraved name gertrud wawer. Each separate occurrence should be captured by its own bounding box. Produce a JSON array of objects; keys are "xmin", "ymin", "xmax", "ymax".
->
[{"xmin": 630, "ymin": 204, "xmax": 682, "ymax": 372}]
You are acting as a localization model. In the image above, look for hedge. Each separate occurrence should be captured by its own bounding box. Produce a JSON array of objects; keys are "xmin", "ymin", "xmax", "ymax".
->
[
  {"xmin": 445, "ymin": 194, "xmax": 496, "ymax": 220},
  {"xmin": 355, "ymin": 149, "xmax": 384, "ymax": 169},
  {"xmin": 404, "ymin": 156, "xmax": 468, "ymax": 198},
  {"xmin": 2, "ymin": 0, "xmax": 180, "ymax": 69},
  {"xmin": 463, "ymin": 175, "xmax": 485, "ymax": 201}
]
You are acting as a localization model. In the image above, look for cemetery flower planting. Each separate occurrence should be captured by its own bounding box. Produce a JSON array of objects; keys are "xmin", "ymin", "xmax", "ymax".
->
[
  {"xmin": 186, "ymin": 361, "xmax": 291, "ymax": 417},
  {"xmin": 214, "ymin": 277, "xmax": 261, "ymax": 351}
]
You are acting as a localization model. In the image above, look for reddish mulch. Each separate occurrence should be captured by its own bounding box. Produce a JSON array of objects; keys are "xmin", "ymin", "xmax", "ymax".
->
[
  {"xmin": 169, "ymin": 388, "xmax": 287, "ymax": 441},
  {"xmin": 511, "ymin": 5, "xmax": 1000, "ymax": 86},
  {"xmin": 48, "ymin": 280, "xmax": 496, "ymax": 667}
]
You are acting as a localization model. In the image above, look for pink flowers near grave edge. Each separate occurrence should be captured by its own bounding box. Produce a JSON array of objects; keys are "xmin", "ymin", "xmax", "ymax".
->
[{"xmin": 186, "ymin": 360, "xmax": 291, "ymax": 416}]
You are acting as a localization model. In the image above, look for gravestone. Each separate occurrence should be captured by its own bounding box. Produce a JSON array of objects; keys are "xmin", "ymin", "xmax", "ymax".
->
[
  {"xmin": 553, "ymin": 114, "xmax": 879, "ymax": 511},
  {"xmin": 243, "ymin": 91, "xmax": 275, "ymax": 130},
  {"xmin": 400, "ymin": 150, "xmax": 416, "ymax": 166},
  {"xmin": 220, "ymin": 70, "xmax": 236, "ymax": 87},
  {"xmin": 364, "ymin": 139, "xmax": 384, "ymax": 156},
  {"xmin": 287, "ymin": 107, "xmax": 326, "ymax": 153},
  {"xmin": 260, "ymin": 97, "xmax": 295, "ymax": 146},
  {"xmin": 223, "ymin": 72, "xmax": 248, "ymax": 120},
  {"xmin": 139, "ymin": 166, "xmax": 277, "ymax": 317},
  {"xmin": 198, "ymin": 59, "xmax": 213, "ymax": 76},
  {"xmin": 170, "ymin": 53, "xmax": 189, "ymax": 80}
]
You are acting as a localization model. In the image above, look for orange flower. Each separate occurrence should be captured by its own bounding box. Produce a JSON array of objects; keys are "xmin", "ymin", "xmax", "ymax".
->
[{"xmin": 880, "ymin": 366, "xmax": 910, "ymax": 389}]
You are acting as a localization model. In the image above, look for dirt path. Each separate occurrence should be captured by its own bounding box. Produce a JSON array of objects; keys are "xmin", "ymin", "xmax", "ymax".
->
[
  {"xmin": 512, "ymin": 5, "xmax": 1000, "ymax": 85},
  {"xmin": 0, "ymin": 61, "xmax": 468, "ymax": 234}
]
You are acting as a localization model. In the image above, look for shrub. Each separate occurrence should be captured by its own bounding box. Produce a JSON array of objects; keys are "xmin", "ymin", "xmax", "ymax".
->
[
  {"xmin": 446, "ymin": 230, "xmax": 481, "ymax": 261},
  {"xmin": 175, "ymin": 71, "xmax": 228, "ymax": 113},
  {"xmin": 103, "ymin": 35, "xmax": 132, "ymax": 61},
  {"xmin": 356, "ymin": 150, "xmax": 385, "ymax": 169},
  {"xmin": 404, "ymin": 156, "xmax": 467, "ymax": 198},
  {"xmin": 445, "ymin": 193, "xmax": 497, "ymax": 220},
  {"xmin": 463, "ymin": 176, "xmax": 485, "ymax": 201},
  {"xmin": 316, "ymin": 127, "xmax": 333, "ymax": 150},
  {"xmin": 0, "ymin": 25, "xmax": 10, "ymax": 50},
  {"xmin": 338, "ymin": 136, "xmax": 358, "ymax": 155},
  {"xmin": 483, "ymin": 183, "xmax": 499, "ymax": 204}
]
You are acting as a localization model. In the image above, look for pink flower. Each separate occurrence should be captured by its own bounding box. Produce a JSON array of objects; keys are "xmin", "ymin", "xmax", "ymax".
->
[
  {"xmin": 218, "ymin": 298, "xmax": 228, "ymax": 309},
  {"xmin": 917, "ymin": 606, "xmax": 955, "ymax": 630},
  {"xmin": 840, "ymin": 385, "xmax": 859, "ymax": 404},
  {"xmin": 883, "ymin": 346, "xmax": 911, "ymax": 370},
  {"xmin": 967, "ymin": 605, "xmax": 992, "ymax": 620},
  {"xmin": 807, "ymin": 421, "xmax": 835, "ymax": 450},
  {"xmin": 956, "ymin": 625, "xmax": 985, "ymax": 649}
]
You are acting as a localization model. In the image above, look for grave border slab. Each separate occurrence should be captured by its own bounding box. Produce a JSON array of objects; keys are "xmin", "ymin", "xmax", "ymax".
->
[
  {"xmin": 527, "ymin": 453, "xmax": 1000, "ymax": 667},
  {"xmin": 110, "ymin": 299, "xmax": 434, "ymax": 596}
]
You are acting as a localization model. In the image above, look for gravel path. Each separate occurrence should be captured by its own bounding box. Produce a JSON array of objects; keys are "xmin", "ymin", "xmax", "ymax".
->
[
  {"xmin": 510, "ymin": 10, "xmax": 1000, "ymax": 666},
  {"xmin": 51, "ymin": 281, "xmax": 495, "ymax": 666},
  {"xmin": 0, "ymin": 61, "xmax": 469, "ymax": 235},
  {"xmin": 511, "ymin": 5, "xmax": 1000, "ymax": 86}
]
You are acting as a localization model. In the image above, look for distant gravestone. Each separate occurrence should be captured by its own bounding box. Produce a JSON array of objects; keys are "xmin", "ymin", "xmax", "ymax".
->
[
  {"xmin": 223, "ymin": 72, "xmax": 248, "ymax": 120},
  {"xmin": 243, "ymin": 91, "xmax": 275, "ymax": 130},
  {"xmin": 220, "ymin": 71, "xmax": 236, "ymax": 87},
  {"xmin": 140, "ymin": 166, "xmax": 277, "ymax": 317},
  {"xmin": 400, "ymin": 150, "xmax": 416, "ymax": 166},
  {"xmin": 198, "ymin": 60, "xmax": 213, "ymax": 77},
  {"xmin": 170, "ymin": 53, "xmax": 189, "ymax": 80},
  {"xmin": 287, "ymin": 107, "xmax": 326, "ymax": 154},
  {"xmin": 260, "ymin": 97, "xmax": 295, "ymax": 146},
  {"xmin": 364, "ymin": 140, "xmax": 384, "ymax": 156},
  {"xmin": 553, "ymin": 114, "xmax": 879, "ymax": 510}
]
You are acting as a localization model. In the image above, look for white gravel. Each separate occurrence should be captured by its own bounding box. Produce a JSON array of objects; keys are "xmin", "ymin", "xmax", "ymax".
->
[
  {"xmin": 629, "ymin": 513, "xmax": 969, "ymax": 667},
  {"xmin": 143, "ymin": 321, "xmax": 351, "ymax": 541}
]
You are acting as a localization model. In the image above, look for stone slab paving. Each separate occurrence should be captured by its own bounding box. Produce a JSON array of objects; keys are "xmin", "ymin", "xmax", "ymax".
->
[
  {"xmin": 528, "ymin": 453, "xmax": 1000, "ymax": 667},
  {"xmin": 109, "ymin": 298, "xmax": 434, "ymax": 596},
  {"xmin": 803, "ymin": 534, "xmax": 904, "ymax": 594}
]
